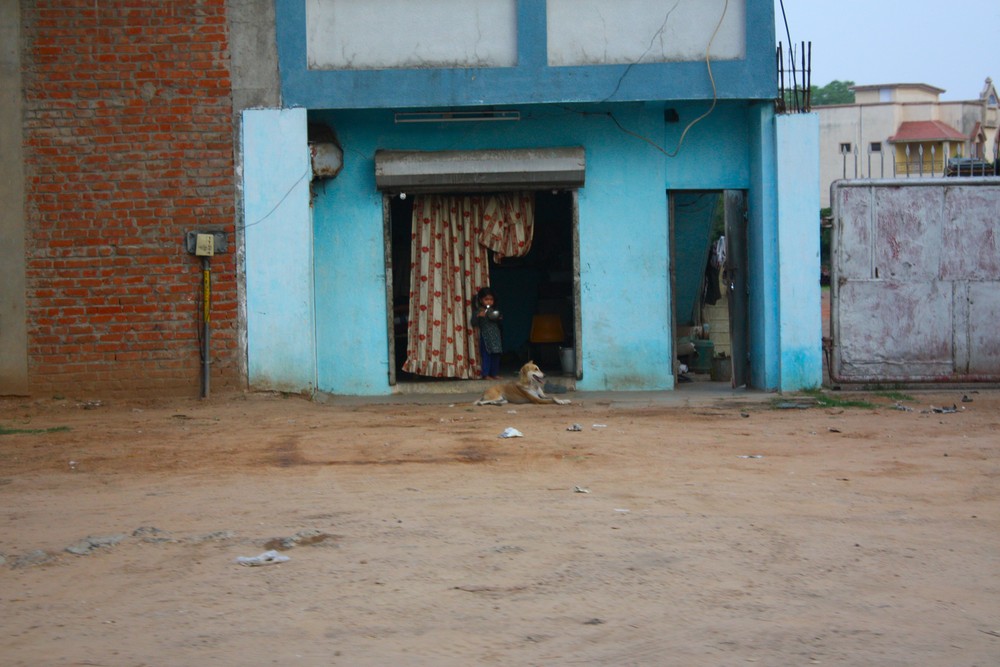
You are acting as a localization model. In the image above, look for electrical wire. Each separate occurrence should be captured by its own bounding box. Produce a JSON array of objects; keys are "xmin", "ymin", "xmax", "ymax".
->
[
  {"xmin": 240, "ymin": 167, "xmax": 310, "ymax": 231},
  {"xmin": 661, "ymin": 0, "xmax": 728, "ymax": 157},
  {"xmin": 602, "ymin": 0, "xmax": 682, "ymax": 103},
  {"xmin": 778, "ymin": 0, "xmax": 797, "ymax": 90},
  {"xmin": 607, "ymin": 0, "xmax": 729, "ymax": 158},
  {"xmin": 778, "ymin": 0, "xmax": 799, "ymax": 109}
]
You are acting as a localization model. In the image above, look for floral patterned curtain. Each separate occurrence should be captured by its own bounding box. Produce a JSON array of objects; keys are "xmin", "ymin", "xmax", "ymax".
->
[
  {"xmin": 402, "ymin": 193, "xmax": 534, "ymax": 378},
  {"xmin": 480, "ymin": 192, "xmax": 534, "ymax": 261}
]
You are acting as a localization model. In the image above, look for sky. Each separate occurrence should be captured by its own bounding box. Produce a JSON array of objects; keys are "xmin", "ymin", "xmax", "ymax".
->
[{"xmin": 775, "ymin": 0, "xmax": 1000, "ymax": 100}]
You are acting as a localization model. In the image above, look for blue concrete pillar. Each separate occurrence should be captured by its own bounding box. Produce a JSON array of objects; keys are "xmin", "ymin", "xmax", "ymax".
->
[
  {"xmin": 242, "ymin": 108, "xmax": 316, "ymax": 393},
  {"xmin": 775, "ymin": 113, "xmax": 822, "ymax": 390}
]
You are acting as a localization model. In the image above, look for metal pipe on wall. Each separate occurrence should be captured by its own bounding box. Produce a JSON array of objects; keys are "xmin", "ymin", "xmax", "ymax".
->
[{"xmin": 201, "ymin": 256, "xmax": 211, "ymax": 398}]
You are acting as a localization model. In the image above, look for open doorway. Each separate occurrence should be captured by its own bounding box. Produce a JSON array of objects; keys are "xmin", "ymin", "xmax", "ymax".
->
[
  {"xmin": 669, "ymin": 190, "xmax": 748, "ymax": 387},
  {"xmin": 386, "ymin": 190, "xmax": 578, "ymax": 385}
]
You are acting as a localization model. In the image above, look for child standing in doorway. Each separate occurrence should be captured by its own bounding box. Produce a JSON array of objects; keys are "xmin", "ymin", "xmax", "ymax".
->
[{"xmin": 472, "ymin": 287, "xmax": 503, "ymax": 379}]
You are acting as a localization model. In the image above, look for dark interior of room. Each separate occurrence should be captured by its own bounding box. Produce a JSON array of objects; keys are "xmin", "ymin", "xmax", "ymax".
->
[{"xmin": 390, "ymin": 190, "xmax": 575, "ymax": 381}]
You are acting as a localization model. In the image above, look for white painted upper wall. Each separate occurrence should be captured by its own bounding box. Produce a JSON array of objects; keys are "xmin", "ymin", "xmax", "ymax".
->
[
  {"xmin": 306, "ymin": 0, "xmax": 518, "ymax": 69},
  {"xmin": 546, "ymin": 0, "xmax": 745, "ymax": 66},
  {"xmin": 304, "ymin": 0, "xmax": 745, "ymax": 71}
]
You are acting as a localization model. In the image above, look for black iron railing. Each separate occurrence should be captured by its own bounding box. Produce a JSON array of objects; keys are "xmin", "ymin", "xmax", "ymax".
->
[{"xmin": 776, "ymin": 41, "xmax": 811, "ymax": 114}]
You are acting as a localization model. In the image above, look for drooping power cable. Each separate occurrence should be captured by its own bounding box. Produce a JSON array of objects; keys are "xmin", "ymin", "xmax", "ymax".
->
[
  {"xmin": 661, "ymin": 0, "xmax": 729, "ymax": 157},
  {"xmin": 606, "ymin": 0, "xmax": 729, "ymax": 158}
]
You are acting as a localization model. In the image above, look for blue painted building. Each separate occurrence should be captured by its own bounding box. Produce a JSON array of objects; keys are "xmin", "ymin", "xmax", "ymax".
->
[{"xmin": 242, "ymin": 0, "xmax": 821, "ymax": 396}]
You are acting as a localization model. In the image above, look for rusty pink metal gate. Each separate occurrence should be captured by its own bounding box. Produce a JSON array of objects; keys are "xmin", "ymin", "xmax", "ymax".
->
[{"xmin": 830, "ymin": 178, "xmax": 1000, "ymax": 383}]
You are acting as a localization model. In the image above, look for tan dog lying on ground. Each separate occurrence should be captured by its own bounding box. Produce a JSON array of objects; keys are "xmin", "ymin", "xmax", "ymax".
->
[{"xmin": 475, "ymin": 361, "xmax": 571, "ymax": 406}]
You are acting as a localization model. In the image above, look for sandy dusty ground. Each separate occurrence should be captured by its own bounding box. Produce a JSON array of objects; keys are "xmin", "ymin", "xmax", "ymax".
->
[{"xmin": 1, "ymin": 386, "xmax": 998, "ymax": 666}]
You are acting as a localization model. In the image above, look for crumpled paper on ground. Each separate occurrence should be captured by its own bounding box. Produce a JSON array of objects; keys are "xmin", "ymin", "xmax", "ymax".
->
[{"xmin": 236, "ymin": 550, "xmax": 290, "ymax": 567}]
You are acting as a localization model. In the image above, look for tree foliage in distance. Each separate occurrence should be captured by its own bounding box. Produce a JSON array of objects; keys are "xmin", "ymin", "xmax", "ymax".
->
[
  {"xmin": 782, "ymin": 80, "xmax": 856, "ymax": 108},
  {"xmin": 811, "ymin": 80, "xmax": 856, "ymax": 106}
]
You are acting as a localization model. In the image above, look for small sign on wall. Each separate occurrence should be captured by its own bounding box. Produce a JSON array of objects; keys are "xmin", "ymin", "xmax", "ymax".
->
[{"xmin": 185, "ymin": 230, "xmax": 228, "ymax": 256}]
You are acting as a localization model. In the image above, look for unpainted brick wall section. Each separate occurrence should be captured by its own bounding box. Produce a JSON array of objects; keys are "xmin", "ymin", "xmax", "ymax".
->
[{"xmin": 21, "ymin": 0, "xmax": 239, "ymax": 398}]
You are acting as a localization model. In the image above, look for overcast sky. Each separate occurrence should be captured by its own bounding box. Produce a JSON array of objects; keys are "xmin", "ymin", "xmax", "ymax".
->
[{"xmin": 775, "ymin": 0, "xmax": 1000, "ymax": 100}]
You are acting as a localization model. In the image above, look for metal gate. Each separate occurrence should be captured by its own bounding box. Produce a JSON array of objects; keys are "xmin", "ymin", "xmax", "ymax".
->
[{"xmin": 830, "ymin": 178, "xmax": 1000, "ymax": 383}]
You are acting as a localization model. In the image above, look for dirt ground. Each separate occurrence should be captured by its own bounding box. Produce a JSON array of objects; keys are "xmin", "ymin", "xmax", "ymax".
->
[{"xmin": 1, "ymin": 385, "xmax": 998, "ymax": 666}]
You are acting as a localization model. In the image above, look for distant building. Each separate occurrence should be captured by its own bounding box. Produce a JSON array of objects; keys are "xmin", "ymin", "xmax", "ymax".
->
[{"xmin": 816, "ymin": 78, "xmax": 999, "ymax": 208}]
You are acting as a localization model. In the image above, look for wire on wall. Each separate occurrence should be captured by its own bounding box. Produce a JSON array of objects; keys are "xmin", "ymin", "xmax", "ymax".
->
[
  {"xmin": 240, "ymin": 168, "xmax": 310, "ymax": 231},
  {"xmin": 606, "ymin": 0, "xmax": 729, "ymax": 158},
  {"xmin": 602, "ymin": 0, "xmax": 682, "ymax": 104},
  {"xmin": 660, "ymin": 0, "xmax": 728, "ymax": 157}
]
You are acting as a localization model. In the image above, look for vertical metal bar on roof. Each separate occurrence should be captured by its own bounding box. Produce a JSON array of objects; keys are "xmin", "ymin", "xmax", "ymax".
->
[
  {"xmin": 776, "ymin": 44, "xmax": 784, "ymax": 113},
  {"xmin": 806, "ymin": 41, "xmax": 812, "ymax": 111}
]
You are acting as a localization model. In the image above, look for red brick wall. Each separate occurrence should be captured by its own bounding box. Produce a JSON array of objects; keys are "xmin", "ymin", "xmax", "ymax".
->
[{"xmin": 21, "ymin": 0, "xmax": 240, "ymax": 398}]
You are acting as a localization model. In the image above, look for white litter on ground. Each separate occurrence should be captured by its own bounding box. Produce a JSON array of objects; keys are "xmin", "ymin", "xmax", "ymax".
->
[{"xmin": 236, "ymin": 550, "xmax": 290, "ymax": 567}]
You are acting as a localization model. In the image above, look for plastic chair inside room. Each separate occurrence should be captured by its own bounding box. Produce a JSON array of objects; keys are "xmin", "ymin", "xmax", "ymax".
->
[{"xmin": 529, "ymin": 314, "xmax": 564, "ymax": 344}]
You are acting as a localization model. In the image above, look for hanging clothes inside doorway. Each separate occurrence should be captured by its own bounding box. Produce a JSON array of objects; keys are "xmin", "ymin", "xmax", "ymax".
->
[{"xmin": 402, "ymin": 192, "xmax": 534, "ymax": 378}]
